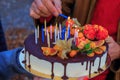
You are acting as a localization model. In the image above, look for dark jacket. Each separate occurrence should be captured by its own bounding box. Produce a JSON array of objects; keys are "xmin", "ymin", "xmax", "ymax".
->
[
  {"xmin": 0, "ymin": 48, "xmax": 32, "ymax": 80},
  {"xmin": 0, "ymin": 19, "xmax": 7, "ymax": 51}
]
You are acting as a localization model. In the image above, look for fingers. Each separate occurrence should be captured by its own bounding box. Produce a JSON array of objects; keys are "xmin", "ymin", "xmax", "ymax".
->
[
  {"xmin": 30, "ymin": 0, "xmax": 62, "ymax": 19},
  {"xmin": 53, "ymin": 0, "xmax": 62, "ymax": 14},
  {"xmin": 42, "ymin": 0, "xmax": 62, "ymax": 16},
  {"xmin": 34, "ymin": 0, "xmax": 51, "ymax": 16},
  {"xmin": 105, "ymin": 36, "xmax": 115, "ymax": 43},
  {"xmin": 30, "ymin": 7, "xmax": 40, "ymax": 19},
  {"xmin": 30, "ymin": 2, "xmax": 41, "ymax": 19},
  {"xmin": 30, "ymin": 0, "xmax": 51, "ymax": 19}
]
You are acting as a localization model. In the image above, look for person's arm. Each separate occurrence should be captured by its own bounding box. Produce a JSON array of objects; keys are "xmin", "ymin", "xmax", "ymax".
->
[
  {"xmin": 106, "ymin": 37, "xmax": 120, "ymax": 61},
  {"xmin": 0, "ymin": 48, "xmax": 32, "ymax": 80},
  {"xmin": 105, "ymin": 36, "xmax": 120, "ymax": 80}
]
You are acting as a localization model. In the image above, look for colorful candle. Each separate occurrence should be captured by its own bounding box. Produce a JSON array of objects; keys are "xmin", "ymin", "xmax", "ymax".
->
[
  {"xmin": 42, "ymin": 26, "xmax": 44, "ymax": 42},
  {"xmin": 37, "ymin": 25, "xmax": 39, "ymax": 38},
  {"xmin": 50, "ymin": 25, "xmax": 52, "ymax": 39},
  {"xmin": 61, "ymin": 26, "xmax": 66, "ymax": 40},
  {"xmin": 59, "ymin": 14, "xmax": 68, "ymax": 19},
  {"xmin": 35, "ymin": 28, "xmax": 38, "ymax": 44},
  {"xmin": 74, "ymin": 29, "xmax": 78, "ymax": 45},
  {"xmin": 67, "ymin": 24, "xmax": 70, "ymax": 39},
  {"xmin": 54, "ymin": 28, "xmax": 57, "ymax": 42},
  {"xmin": 56, "ymin": 22, "xmax": 58, "ymax": 30},
  {"xmin": 59, "ymin": 23, "xmax": 62, "ymax": 38},
  {"xmin": 44, "ymin": 19, "xmax": 47, "ymax": 36},
  {"xmin": 47, "ymin": 29, "xmax": 50, "ymax": 47},
  {"xmin": 57, "ymin": 30, "xmax": 60, "ymax": 40}
]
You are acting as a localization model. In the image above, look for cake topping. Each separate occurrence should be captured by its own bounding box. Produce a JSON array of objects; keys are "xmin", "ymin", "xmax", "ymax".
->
[{"xmin": 40, "ymin": 18, "xmax": 109, "ymax": 59}]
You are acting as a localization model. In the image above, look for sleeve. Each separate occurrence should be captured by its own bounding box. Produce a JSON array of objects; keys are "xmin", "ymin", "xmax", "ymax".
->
[
  {"xmin": 61, "ymin": 0, "xmax": 75, "ymax": 16},
  {"xmin": 110, "ymin": 59, "xmax": 120, "ymax": 80},
  {"xmin": 0, "ymin": 48, "xmax": 32, "ymax": 79}
]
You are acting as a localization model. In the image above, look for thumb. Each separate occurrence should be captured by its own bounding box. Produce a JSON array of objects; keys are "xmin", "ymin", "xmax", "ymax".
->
[
  {"xmin": 53, "ymin": 0, "xmax": 62, "ymax": 14},
  {"xmin": 105, "ymin": 36, "xmax": 115, "ymax": 43}
]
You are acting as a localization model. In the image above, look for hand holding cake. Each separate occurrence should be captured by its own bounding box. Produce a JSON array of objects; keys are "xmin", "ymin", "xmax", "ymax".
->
[{"xmin": 106, "ymin": 37, "xmax": 120, "ymax": 61}]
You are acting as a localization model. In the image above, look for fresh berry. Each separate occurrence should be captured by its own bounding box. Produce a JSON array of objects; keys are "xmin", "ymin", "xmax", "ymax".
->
[{"xmin": 69, "ymin": 50, "xmax": 78, "ymax": 57}]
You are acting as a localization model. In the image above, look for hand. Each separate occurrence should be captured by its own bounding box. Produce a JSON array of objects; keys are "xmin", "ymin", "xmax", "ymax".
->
[
  {"xmin": 30, "ymin": 0, "xmax": 62, "ymax": 19},
  {"xmin": 106, "ymin": 37, "xmax": 120, "ymax": 61}
]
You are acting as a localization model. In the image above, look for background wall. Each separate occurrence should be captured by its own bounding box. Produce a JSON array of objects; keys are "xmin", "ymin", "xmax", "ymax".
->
[
  {"xmin": 0, "ymin": 0, "xmax": 34, "ymax": 31},
  {"xmin": 0, "ymin": 0, "xmax": 35, "ymax": 49}
]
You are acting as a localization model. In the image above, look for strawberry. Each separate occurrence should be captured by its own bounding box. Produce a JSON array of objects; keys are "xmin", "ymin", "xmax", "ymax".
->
[
  {"xmin": 83, "ymin": 24, "xmax": 96, "ymax": 40},
  {"xmin": 96, "ymin": 26, "xmax": 108, "ymax": 40}
]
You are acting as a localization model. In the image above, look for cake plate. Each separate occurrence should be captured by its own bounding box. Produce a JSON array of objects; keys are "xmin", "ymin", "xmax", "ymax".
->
[{"xmin": 19, "ymin": 49, "xmax": 111, "ymax": 80}]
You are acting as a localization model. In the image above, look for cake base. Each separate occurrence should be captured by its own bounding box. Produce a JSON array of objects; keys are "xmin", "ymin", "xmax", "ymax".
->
[{"xmin": 19, "ymin": 49, "xmax": 111, "ymax": 80}]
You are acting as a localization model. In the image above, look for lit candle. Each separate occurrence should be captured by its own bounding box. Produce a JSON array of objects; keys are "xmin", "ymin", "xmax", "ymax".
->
[
  {"xmin": 68, "ymin": 16, "xmax": 70, "ymax": 20},
  {"xmin": 44, "ymin": 19, "xmax": 47, "ymax": 36},
  {"xmin": 50, "ymin": 25, "xmax": 52, "ymax": 39},
  {"xmin": 47, "ymin": 29, "xmax": 50, "ymax": 47}
]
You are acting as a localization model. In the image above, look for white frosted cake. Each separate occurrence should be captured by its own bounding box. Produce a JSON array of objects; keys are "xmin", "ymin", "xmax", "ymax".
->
[{"xmin": 22, "ymin": 18, "xmax": 110, "ymax": 80}]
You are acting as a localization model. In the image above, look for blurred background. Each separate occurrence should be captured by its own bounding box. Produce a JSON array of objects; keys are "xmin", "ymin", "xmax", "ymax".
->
[
  {"xmin": 0, "ymin": 0, "xmax": 34, "ymax": 49},
  {"xmin": 0, "ymin": 0, "xmax": 34, "ymax": 79}
]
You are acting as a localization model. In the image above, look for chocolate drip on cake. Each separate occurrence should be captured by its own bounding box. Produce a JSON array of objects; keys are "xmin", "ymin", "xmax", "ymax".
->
[
  {"xmin": 81, "ymin": 62, "xmax": 84, "ymax": 65},
  {"xmin": 92, "ymin": 60, "xmax": 95, "ymax": 66},
  {"xmin": 62, "ymin": 63, "xmax": 68, "ymax": 80},
  {"xmin": 89, "ymin": 61, "xmax": 92, "ymax": 78},
  {"xmin": 51, "ymin": 62, "xmax": 54, "ymax": 79},
  {"xmin": 98, "ymin": 57, "xmax": 102, "ymax": 72},
  {"xmin": 86, "ymin": 61, "xmax": 89, "ymax": 70},
  {"xmin": 22, "ymin": 60, "xmax": 26, "ymax": 64},
  {"xmin": 98, "ymin": 68, "xmax": 103, "ymax": 72}
]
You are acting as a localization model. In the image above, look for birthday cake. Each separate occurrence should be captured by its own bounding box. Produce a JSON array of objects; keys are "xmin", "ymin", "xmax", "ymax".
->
[{"xmin": 23, "ymin": 18, "xmax": 110, "ymax": 80}]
